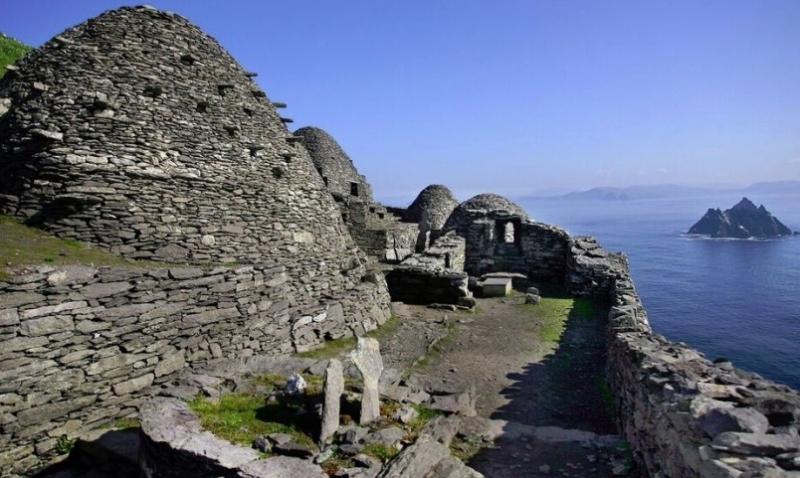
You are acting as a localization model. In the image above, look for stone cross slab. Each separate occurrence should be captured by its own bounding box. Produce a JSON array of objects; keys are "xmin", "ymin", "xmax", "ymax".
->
[
  {"xmin": 350, "ymin": 337, "xmax": 383, "ymax": 425},
  {"xmin": 319, "ymin": 359, "xmax": 344, "ymax": 443}
]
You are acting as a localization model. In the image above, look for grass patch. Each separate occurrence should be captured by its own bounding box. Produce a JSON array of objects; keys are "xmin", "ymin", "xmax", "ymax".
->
[
  {"xmin": 0, "ymin": 215, "xmax": 162, "ymax": 280},
  {"xmin": 361, "ymin": 442, "xmax": 399, "ymax": 463},
  {"xmin": 320, "ymin": 451, "xmax": 355, "ymax": 475},
  {"xmin": 296, "ymin": 336, "xmax": 357, "ymax": 360},
  {"xmin": 450, "ymin": 435, "xmax": 482, "ymax": 461},
  {"xmin": 55, "ymin": 434, "xmax": 75, "ymax": 455},
  {"xmin": 403, "ymin": 404, "xmax": 441, "ymax": 438},
  {"xmin": 297, "ymin": 315, "xmax": 401, "ymax": 360},
  {"xmin": 0, "ymin": 34, "xmax": 30, "ymax": 79},
  {"xmin": 524, "ymin": 297, "xmax": 594, "ymax": 344},
  {"xmin": 188, "ymin": 393, "xmax": 316, "ymax": 449}
]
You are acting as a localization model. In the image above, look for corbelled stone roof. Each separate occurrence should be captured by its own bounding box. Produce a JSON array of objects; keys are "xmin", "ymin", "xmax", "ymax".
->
[
  {"xmin": 0, "ymin": 5, "xmax": 369, "ymax": 299},
  {"xmin": 444, "ymin": 193, "xmax": 530, "ymax": 232},
  {"xmin": 294, "ymin": 126, "xmax": 373, "ymax": 202},
  {"xmin": 405, "ymin": 184, "xmax": 459, "ymax": 232}
]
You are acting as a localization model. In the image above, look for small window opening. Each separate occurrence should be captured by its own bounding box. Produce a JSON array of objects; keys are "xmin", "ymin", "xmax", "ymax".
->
[
  {"xmin": 322, "ymin": 177, "xmax": 329, "ymax": 187},
  {"xmin": 378, "ymin": 213, "xmax": 385, "ymax": 219},
  {"xmin": 503, "ymin": 221, "xmax": 515, "ymax": 243},
  {"xmin": 369, "ymin": 207, "xmax": 376, "ymax": 213},
  {"xmin": 444, "ymin": 253, "xmax": 452, "ymax": 269},
  {"xmin": 350, "ymin": 182, "xmax": 359, "ymax": 197},
  {"xmin": 218, "ymin": 84, "xmax": 234, "ymax": 97},
  {"xmin": 180, "ymin": 54, "xmax": 196, "ymax": 66},
  {"xmin": 196, "ymin": 101, "xmax": 208, "ymax": 113}
]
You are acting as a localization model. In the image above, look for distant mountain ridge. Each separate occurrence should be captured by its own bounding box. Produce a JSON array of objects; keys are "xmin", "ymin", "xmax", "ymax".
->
[
  {"xmin": 529, "ymin": 181, "xmax": 800, "ymax": 201},
  {"xmin": 688, "ymin": 197, "xmax": 793, "ymax": 238}
]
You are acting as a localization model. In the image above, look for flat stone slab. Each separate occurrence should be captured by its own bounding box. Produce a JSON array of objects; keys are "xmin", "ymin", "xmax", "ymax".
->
[{"xmin": 481, "ymin": 277, "xmax": 512, "ymax": 297}]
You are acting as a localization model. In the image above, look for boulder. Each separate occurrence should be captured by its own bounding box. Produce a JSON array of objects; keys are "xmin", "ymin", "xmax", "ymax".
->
[{"xmin": 697, "ymin": 406, "xmax": 770, "ymax": 437}]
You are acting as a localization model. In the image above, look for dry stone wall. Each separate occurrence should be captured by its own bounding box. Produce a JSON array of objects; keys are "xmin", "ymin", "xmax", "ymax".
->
[
  {"xmin": 0, "ymin": 264, "xmax": 390, "ymax": 475},
  {"xmin": 561, "ymin": 242, "xmax": 800, "ymax": 476}
]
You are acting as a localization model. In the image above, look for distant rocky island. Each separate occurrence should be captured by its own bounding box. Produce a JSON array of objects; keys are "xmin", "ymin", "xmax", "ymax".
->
[{"xmin": 689, "ymin": 197, "xmax": 793, "ymax": 238}]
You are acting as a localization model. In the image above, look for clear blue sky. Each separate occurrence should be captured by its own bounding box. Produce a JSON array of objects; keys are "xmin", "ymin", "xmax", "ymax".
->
[{"xmin": 3, "ymin": 1, "xmax": 800, "ymax": 203}]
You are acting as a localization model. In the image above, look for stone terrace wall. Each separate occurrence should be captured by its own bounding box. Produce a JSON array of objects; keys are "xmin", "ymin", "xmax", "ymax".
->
[
  {"xmin": 0, "ymin": 264, "xmax": 390, "ymax": 475},
  {"xmin": 565, "ymin": 246, "xmax": 800, "ymax": 476},
  {"xmin": 356, "ymin": 223, "xmax": 419, "ymax": 263}
]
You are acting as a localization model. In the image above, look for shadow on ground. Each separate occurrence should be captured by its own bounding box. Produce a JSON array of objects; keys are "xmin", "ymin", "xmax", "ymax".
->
[{"xmin": 467, "ymin": 296, "xmax": 636, "ymax": 477}]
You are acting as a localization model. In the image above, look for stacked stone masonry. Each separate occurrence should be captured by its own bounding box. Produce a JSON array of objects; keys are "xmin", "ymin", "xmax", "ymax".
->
[
  {"xmin": 404, "ymin": 185, "xmax": 459, "ymax": 251},
  {"xmin": 0, "ymin": 264, "xmax": 390, "ymax": 475},
  {"xmin": 0, "ymin": 7, "xmax": 378, "ymax": 317},
  {"xmin": 296, "ymin": 126, "xmax": 419, "ymax": 263},
  {"xmin": 570, "ymin": 247, "xmax": 800, "ymax": 476}
]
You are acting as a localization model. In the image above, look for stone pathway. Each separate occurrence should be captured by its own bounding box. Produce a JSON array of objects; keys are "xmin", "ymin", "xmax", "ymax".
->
[{"xmin": 385, "ymin": 295, "xmax": 637, "ymax": 477}]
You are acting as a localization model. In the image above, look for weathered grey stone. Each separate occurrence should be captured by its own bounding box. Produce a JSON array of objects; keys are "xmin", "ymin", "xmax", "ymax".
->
[
  {"xmin": 377, "ymin": 434, "xmax": 449, "ymax": 478},
  {"xmin": 0, "ymin": 335, "xmax": 49, "ymax": 353},
  {"xmin": 113, "ymin": 373, "xmax": 154, "ymax": 395},
  {"xmin": 351, "ymin": 337, "xmax": 383, "ymax": 425},
  {"xmin": 154, "ymin": 351, "xmax": 185, "ymax": 377},
  {"xmin": 16, "ymin": 395, "xmax": 96, "ymax": 426},
  {"xmin": 0, "ymin": 292, "xmax": 45, "ymax": 309},
  {"xmin": 429, "ymin": 386, "xmax": 477, "ymax": 417},
  {"xmin": 272, "ymin": 440, "xmax": 315, "ymax": 458},
  {"xmin": 21, "ymin": 301, "xmax": 87, "ymax": 319},
  {"xmin": 320, "ymin": 358, "xmax": 344, "ymax": 443},
  {"xmin": 698, "ymin": 406, "xmax": 770, "ymax": 437},
  {"xmin": 284, "ymin": 373, "xmax": 306, "ymax": 396},
  {"xmin": 364, "ymin": 426, "xmax": 404, "ymax": 448},
  {"xmin": 46, "ymin": 266, "xmax": 96, "ymax": 286},
  {"xmin": 712, "ymin": 432, "xmax": 800, "ymax": 456},
  {"xmin": 20, "ymin": 315, "xmax": 74, "ymax": 336},
  {"xmin": 240, "ymin": 456, "xmax": 327, "ymax": 478},
  {"xmin": 81, "ymin": 281, "xmax": 132, "ymax": 299},
  {"xmin": 423, "ymin": 416, "xmax": 462, "ymax": 447},
  {"xmin": 394, "ymin": 405, "xmax": 419, "ymax": 424},
  {"xmin": 0, "ymin": 308, "xmax": 20, "ymax": 327}
]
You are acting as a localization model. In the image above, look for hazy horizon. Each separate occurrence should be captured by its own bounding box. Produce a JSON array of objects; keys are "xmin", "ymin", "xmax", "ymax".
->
[{"xmin": 3, "ymin": 0, "xmax": 800, "ymax": 200}]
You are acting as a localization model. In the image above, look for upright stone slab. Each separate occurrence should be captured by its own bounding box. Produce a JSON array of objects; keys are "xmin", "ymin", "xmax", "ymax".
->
[
  {"xmin": 320, "ymin": 359, "xmax": 344, "ymax": 443},
  {"xmin": 350, "ymin": 337, "xmax": 383, "ymax": 425}
]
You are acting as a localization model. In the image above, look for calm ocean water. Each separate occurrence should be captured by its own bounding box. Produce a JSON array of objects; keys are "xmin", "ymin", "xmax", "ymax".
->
[{"xmin": 520, "ymin": 194, "xmax": 800, "ymax": 389}]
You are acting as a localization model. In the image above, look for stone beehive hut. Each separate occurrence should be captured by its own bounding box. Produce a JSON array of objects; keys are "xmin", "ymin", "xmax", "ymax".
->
[
  {"xmin": 294, "ymin": 126, "xmax": 373, "ymax": 203},
  {"xmin": 0, "ymin": 6, "xmax": 378, "ymax": 305},
  {"xmin": 405, "ymin": 184, "xmax": 459, "ymax": 231},
  {"xmin": 405, "ymin": 184, "xmax": 459, "ymax": 250},
  {"xmin": 444, "ymin": 193, "xmax": 570, "ymax": 280}
]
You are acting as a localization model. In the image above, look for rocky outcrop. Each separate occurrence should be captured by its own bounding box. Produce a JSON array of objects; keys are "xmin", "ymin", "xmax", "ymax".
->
[
  {"xmin": 689, "ymin": 197, "xmax": 792, "ymax": 238},
  {"xmin": 138, "ymin": 398, "xmax": 327, "ymax": 478}
]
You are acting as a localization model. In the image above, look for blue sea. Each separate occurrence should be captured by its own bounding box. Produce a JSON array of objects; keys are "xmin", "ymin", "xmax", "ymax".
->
[{"xmin": 520, "ymin": 194, "xmax": 800, "ymax": 389}]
